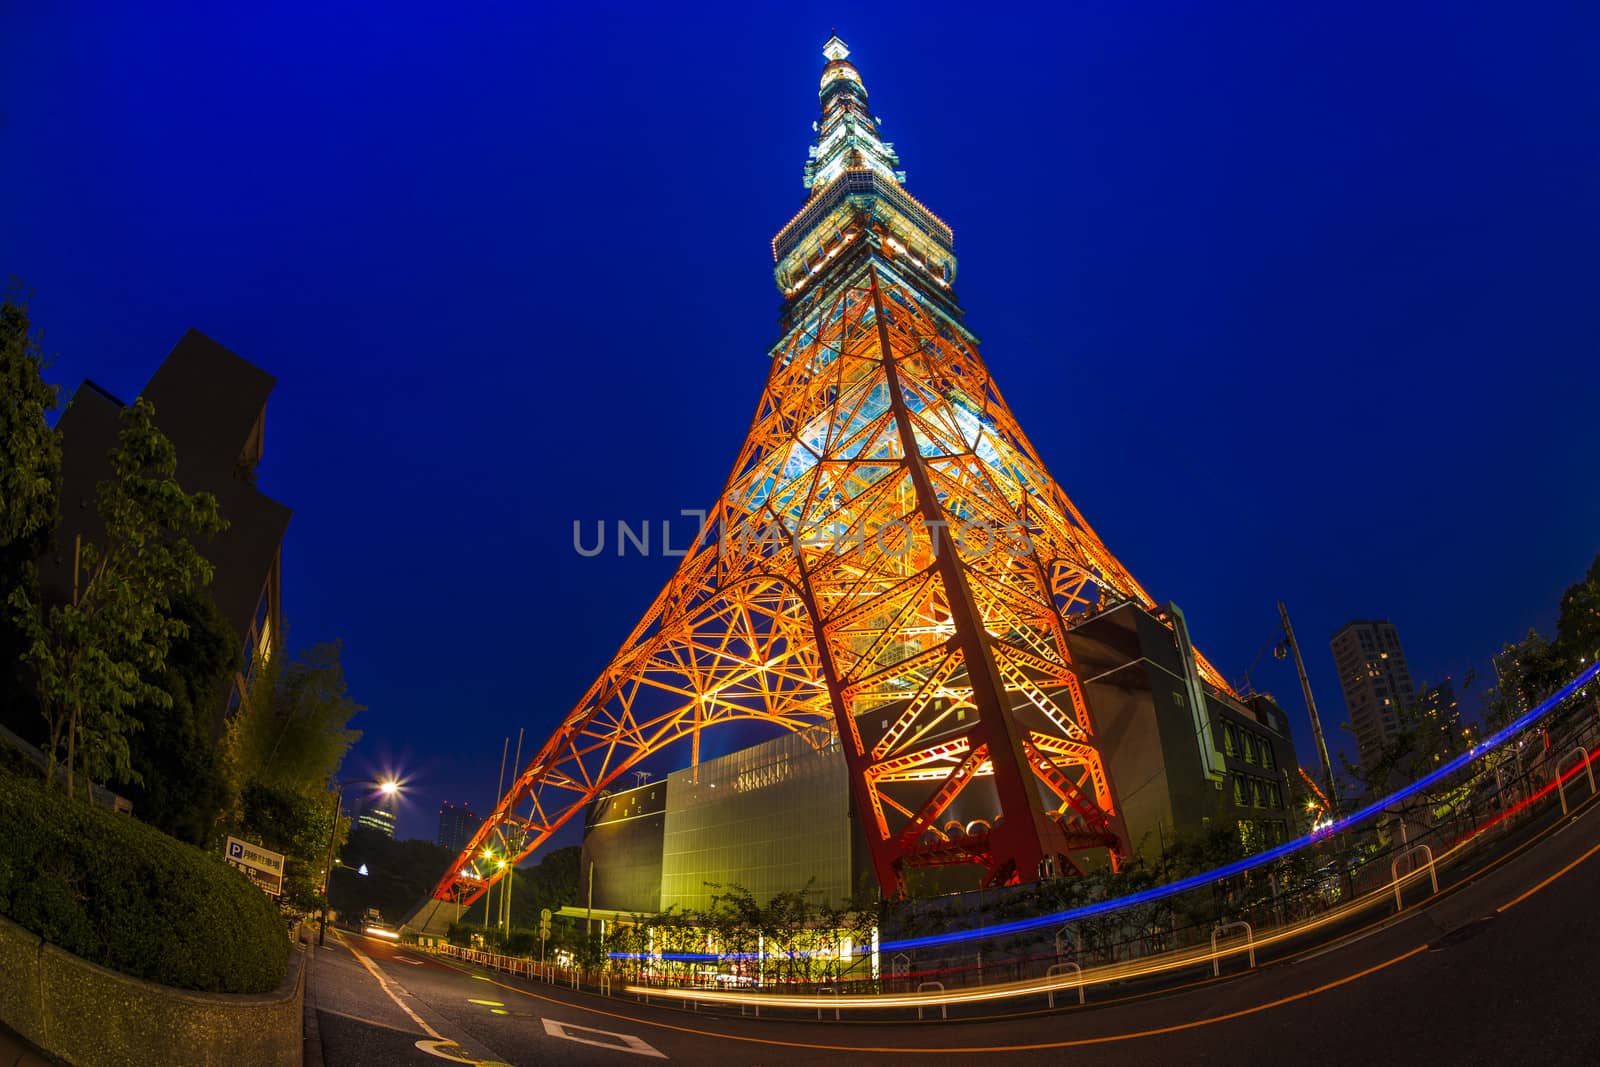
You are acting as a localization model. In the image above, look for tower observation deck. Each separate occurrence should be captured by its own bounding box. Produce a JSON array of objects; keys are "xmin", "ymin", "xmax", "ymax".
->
[{"xmin": 416, "ymin": 36, "xmax": 1235, "ymax": 922}]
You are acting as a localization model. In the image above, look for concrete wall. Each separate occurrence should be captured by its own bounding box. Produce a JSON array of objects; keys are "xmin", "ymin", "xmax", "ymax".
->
[{"xmin": 0, "ymin": 914, "xmax": 304, "ymax": 1066}]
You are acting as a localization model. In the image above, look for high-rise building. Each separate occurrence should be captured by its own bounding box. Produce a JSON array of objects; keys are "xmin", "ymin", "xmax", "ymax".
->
[
  {"xmin": 1417, "ymin": 679, "xmax": 1467, "ymax": 765},
  {"xmin": 1330, "ymin": 620, "xmax": 1417, "ymax": 774},
  {"xmin": 356, "ymin": 794, "xmax": 397, "ymax": 839},
  {"xmin": 436, "ymin": 802, "xmax": 481, "ymax": 854}
]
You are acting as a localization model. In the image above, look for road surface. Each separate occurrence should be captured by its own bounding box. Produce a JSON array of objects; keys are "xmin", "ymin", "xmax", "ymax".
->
[{"xmin": 306, "ymin": 794, "xmax": 1600, "ymax": 1065}]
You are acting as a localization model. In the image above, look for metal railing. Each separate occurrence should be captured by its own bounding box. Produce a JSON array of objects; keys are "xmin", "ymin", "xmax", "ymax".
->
[
  {"xmin": 1045, "ymin": 962, "xmax": 1083, "ymax": 1007},
  {"xmin": 415, "ymin": 677, "xmax": 1600, "ymax": 1023},
  {"xmin": 1210, "ymin": 920, "xmax": 1255, "ymax": 977}
]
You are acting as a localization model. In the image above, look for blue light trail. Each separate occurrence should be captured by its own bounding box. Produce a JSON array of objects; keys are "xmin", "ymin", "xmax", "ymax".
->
[{"xmin": 612, "ymin": 660, "xmax": 1599, "ymax": 963}]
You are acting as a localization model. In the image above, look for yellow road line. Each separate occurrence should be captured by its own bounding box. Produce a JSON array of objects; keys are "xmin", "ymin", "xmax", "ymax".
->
[{"xmin": 1496, "ymin": 838, "xmax": 1600, "ymax": 913}]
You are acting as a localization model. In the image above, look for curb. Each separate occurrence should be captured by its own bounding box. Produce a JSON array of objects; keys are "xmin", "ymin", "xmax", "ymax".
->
[
  {"xmin": 302, "ymin": 927, "xmax": 325, "ymax": 1067},
  {"xmin": 0, "ymin": 1021, "xmax": 55, "ymax": 1067}
]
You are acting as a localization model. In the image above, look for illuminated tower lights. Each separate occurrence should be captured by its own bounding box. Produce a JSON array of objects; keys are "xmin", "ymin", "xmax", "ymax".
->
[{"xmin": 421, "ymin": 36, "xmax": 1235, "ymax": 915}]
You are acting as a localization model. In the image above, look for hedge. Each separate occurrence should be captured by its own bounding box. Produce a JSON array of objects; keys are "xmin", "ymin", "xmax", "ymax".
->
[{"xmin": 0, "ymin": 763, "xmax": 288, "ymax": 993}]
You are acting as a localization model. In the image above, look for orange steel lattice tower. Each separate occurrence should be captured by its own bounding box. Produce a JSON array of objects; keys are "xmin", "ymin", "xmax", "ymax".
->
[{"xmin": 427, "ymin": 36, "xmax": 1234, "ymax": 907}]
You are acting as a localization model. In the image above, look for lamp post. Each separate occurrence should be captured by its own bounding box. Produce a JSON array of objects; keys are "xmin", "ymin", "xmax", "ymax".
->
[{"xmin": 319, "ymin": 778, "xmax": 399, "ymax": 946}]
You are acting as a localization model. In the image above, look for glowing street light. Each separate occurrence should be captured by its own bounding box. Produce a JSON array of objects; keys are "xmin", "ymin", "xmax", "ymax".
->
[{"xmin": 318, "ymin": 776, "xmax": 404, "ymax": 945}]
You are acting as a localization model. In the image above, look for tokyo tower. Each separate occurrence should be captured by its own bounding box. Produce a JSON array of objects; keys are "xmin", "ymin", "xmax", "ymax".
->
[{"xmin": 424, "ymin": 35, "xmax": 1233, "ymax": 909}]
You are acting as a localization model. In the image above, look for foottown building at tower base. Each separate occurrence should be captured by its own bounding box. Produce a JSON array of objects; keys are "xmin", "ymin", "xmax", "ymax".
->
[{"xmin": 576, "ymin": 600, "xmax": 1303, "ymax": 916}]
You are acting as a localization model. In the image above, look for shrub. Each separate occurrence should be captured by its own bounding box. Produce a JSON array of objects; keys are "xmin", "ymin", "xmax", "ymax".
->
[{"xmin": 0, "ymin": 764, "xmax": 288, "ymax": 993}]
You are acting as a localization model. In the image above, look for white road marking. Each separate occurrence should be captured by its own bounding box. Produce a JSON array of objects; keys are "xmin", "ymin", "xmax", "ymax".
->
[
  {"xmin": 338, "ymin": 933, "xmax": 485, "ymax": 1063},
  {"xmin": 414, "ymin": 1039, "xmax": 477, "ymax": 1063},
  {"xmin": 395, "ymin": 954, "xmax": 426, "ymax": 966},
  {"xmin": 542, "ymin": 1018, "xmax": 667, "ymax": 1059}
]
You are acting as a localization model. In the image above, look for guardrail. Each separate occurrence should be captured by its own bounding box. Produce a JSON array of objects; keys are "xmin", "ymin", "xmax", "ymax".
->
[
  {"xmin": 915, "ymin": 981, "xmax": 946, "ymax": 1020},
  {"xmin": 1390, "ymin": 844, "xmax": 1439, "ymax": 911},
  {"xmin": 1044, "ymin": 962, "xmax": 1083, "ymax": 1007},
  {"xmin": 417, "ymin": 676, "xmax": 1600, "ymax": 1023},
  {"xmin": 1210, "ymin": 920, "xmax": 1255, "ymax": 977},
  {"xmin": 1557, "ymin": 746, "xmax": 1596, "ymax": 815}
]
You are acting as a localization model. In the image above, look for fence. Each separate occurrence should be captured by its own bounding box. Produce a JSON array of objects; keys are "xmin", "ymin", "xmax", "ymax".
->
[{"xmin": 415, "ymin": 682, "xmax": 1600, "ymax": 1018}]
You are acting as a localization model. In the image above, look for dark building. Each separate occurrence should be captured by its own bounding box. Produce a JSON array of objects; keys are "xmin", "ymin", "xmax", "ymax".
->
[
  {"xmin": 580, "ymin": 782, "xmax": 668, "ymax": 916},
  {"xmin": 1330, "ymin": 620, "xmax": 1417, "ymax": 775},
  {"xmin": 436, "ymin": 802, "xmax": 482, "ymax": 854},
  {"xmin": 41, "ymin": 330, "xmax": 291, "ymax": 720}
]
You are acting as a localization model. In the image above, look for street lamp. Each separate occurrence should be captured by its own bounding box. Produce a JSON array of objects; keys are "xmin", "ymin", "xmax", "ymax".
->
[{"xmin": 318, "ymin": 777, "xmax": 400, "ymax": 945}]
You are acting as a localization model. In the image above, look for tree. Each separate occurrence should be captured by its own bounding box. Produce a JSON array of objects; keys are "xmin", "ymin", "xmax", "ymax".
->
[
  {"xmin": 0, "ymin": 291, "xmax": 61, "ymax": 743},
  {"xmin": 1555, "ymin": 553, "xmax": 1600, "ymax": 671},
  {"xmin": 1486, "ymin": 629, "xmax": 1564, "ymax": 729},
  {"xmin": 122, "ymin": 592, "xmax": 240, "ymax": 844},
  {"xmin": 239, "ymin": 780, "xmax": 339, "ymax": 909},
  {"xmin": 13, "ymin": 397, "xmax": 225, "ymax": 795},
  {"xmin": 328, "ymin": 826, "xmax": 459, "ymax": 925},
  {"xmin": 225, "ymin": 639, "xmax": 363, "ymax": 796}
]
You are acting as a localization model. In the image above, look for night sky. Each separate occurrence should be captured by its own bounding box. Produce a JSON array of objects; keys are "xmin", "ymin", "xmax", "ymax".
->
[{"xmin": 5, "ymin": 3, "xmax": 1597, "ymax": 844}]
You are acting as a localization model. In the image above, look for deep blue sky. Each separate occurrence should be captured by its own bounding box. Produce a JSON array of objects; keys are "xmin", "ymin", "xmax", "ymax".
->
[{"xmin": 5, "ymin": 3, "xmax": 1597, "ymax": 843}]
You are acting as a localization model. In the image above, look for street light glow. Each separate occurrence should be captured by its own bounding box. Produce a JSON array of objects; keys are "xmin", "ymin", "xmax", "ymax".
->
[{"xmin": 379, "ymin": 779, "xmax": 399, "ymax": 796}]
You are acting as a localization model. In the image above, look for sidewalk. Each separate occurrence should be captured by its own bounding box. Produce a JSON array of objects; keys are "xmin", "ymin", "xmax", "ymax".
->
[{"xmin": 0, "ymin": 1021, "xmax": 55, "ymax": 1067}]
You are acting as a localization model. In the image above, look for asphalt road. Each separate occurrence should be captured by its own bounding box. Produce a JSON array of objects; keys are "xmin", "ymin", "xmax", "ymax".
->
[{"xmin": 307, "ymin": 797, "xmax": 1600, "ymax": 1065}]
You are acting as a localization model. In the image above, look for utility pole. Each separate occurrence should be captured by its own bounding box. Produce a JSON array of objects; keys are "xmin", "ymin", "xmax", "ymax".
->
[
  {"xmin": 503, "ymin": 729, "xmax": 523, "ymax": 936},
  {"xmin": 1279, "ymin": 601, "xmax": 1340, "ymax": 816},
  {"xmin": 586, "ymin": 860, "xmax": 595, "ymax": 938},
  {"xmin": 482, "ymin": 737, "xmax": 510, "ymax": 937}
]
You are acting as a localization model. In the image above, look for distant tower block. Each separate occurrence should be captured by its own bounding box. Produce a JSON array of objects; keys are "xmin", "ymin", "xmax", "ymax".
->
[{"xmin": 424, "ymin": 37, "xmax": 1235, "ymax": 909}]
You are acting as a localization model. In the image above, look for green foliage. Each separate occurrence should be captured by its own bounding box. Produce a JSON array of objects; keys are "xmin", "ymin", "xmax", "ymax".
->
[
  {"xmin": 226, "ymin": 639, "xmax": 363, "ymax": 795},
  {"xmin": 329, "ymin": 826, "xmax": 457, "ymax": 926},
  {"xmin": 0, "ymin": 762, "xmax": 288, "ymax": 993},
  {"xmin": 0, "ymin": 290, "xmax": 60, "ymax": 559},
  {"xmin": 219, "ymin": 639, "xmax": 364, "ymax": 913},
  {"xmin": 1555, "ymin": 554, "xmax": 1600, "ymax": 669},
  {"xmin": 460, "ymin": 845, "xmax": 581, "ymax": 930},
  {"xmin": 1340, "ymin": 677, "xmax": 1473, "ymax": 802},
  {"xmin": 1484, "ymin": 554, "xmax": 1600, "ymax": 730},
  {"xmin": 0, "ymin": 290, "xmax": 60, "ymax": 747},
  {"xmin": 446, "ymin": 921, "xmax": 480, "ymax": 947},
  {"xmin": 123, "ymin": 592, "xmax": 240, "ymax": 845},
  {"xmin": 12, "ymin": 397, "xmax": 225, "ymax": 794},
  {"xmin": 238, "ymin": 781, "xmax": 337, "ymax": 910},
  {"xmin": 1487, "ymin": 629, "xmax": 1566, "ymax": 729}
]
